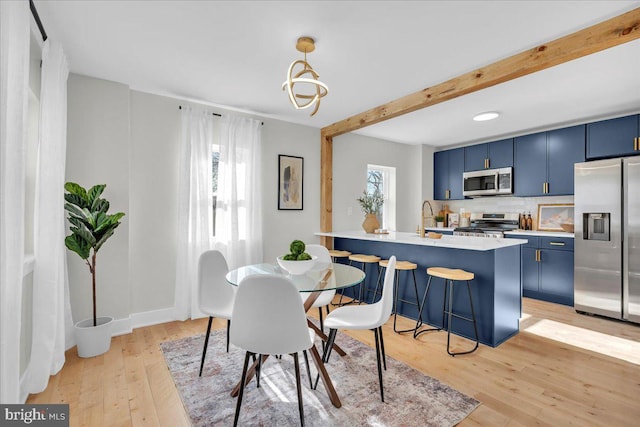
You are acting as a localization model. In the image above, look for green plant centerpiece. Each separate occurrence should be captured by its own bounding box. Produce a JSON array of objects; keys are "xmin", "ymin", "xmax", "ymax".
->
[
  {"xmin": 357, "ymin": 190, "xmax": 384, "ymax": 233},
  {"xmin": 356, "ymin": 190, "xmax": 384, "ymax": 215},
  {"xmin": 282, "ymin": 239, "xmax": 312, "ymax": 260},
  {"xmin": 64, "ymin": 182, "xmax": 125, "ymax": 327}
]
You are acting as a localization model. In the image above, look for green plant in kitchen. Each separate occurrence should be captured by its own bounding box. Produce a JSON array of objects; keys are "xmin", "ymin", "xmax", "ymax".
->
[
  {"xmin": 282, "ymin": 239, "xmax": 312, "ymax": 260},
  {"xmin": 435, "ymin": 215, "xmax": 445, "ymax": 223},
  {"xmin": 64, "ymin": 182, "xmax": 125, "ymax": 327},
  {"xmin": 356, "ymin": 190, "xmax": 384, "ymax": 215}
]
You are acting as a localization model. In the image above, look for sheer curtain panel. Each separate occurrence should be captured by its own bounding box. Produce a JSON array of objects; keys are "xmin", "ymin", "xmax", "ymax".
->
[
  {"xmin": 215, "ymin": 116, "xmax": 263, "ymax": 269},
  {"xmin": 0, "ymin": 0, "xmax": 30, "ymax": 403},
  {"xmin": 174, "ymin": 108, "xmax": 215, "ymax": 320},
  {"xmin": 25, "ymin": 39, "xmax": 73, "ymax": 395}
]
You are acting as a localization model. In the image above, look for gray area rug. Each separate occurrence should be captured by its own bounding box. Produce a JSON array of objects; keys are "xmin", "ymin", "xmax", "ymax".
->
[{"xmin": 160, "ymin": 329, "xmax": 479, "ymax": 426}]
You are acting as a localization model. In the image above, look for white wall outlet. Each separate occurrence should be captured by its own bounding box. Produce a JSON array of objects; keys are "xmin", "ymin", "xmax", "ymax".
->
[{"xmin": 347, "ymin": 207, "xmax": 353, "ymax": 216}]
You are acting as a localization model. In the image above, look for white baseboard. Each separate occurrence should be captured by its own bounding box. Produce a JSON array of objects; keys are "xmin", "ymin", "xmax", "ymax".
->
[{"xmin": 110, "ymin": 306, "xmax": 178, "ymax": 337}]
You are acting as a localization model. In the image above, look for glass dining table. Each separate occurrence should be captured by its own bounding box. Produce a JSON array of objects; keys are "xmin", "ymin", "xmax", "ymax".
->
[{"xmin": 225, "ymin": 261, "xmax": 366, "ymax": 408}]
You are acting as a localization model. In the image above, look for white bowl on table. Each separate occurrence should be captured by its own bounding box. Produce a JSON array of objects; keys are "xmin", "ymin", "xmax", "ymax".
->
[{"xmin": 277, "ymin": 255, "xmax": 318, "ymax": 275}]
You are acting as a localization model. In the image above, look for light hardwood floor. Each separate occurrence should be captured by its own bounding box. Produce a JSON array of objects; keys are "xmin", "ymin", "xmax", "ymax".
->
[{"xmin": 28, "ymin": 298, "xmax": 640, "ymax": 426}]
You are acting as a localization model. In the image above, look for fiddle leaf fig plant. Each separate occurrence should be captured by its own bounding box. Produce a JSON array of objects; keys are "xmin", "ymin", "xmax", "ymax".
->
[{"xmin": 64, "ymin": 182, "xmax": 125, "ymax": 327}]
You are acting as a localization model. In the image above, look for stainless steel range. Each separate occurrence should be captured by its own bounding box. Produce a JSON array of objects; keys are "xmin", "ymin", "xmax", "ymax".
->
[{"xmin": 453, "ymin": 212, "xmax": 519, "ymax": 238}]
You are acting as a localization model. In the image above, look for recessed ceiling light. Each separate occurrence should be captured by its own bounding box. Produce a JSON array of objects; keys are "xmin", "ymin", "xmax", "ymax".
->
[{"xmin": 473, "ymin": 111, "xmax": 500, "ymax": 122}]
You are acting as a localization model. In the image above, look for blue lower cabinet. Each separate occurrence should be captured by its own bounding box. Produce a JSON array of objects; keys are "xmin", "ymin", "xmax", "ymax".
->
[
  {"xmin": 333, "ymin": 237, "xmax": 521, "ymax": 347},
  {"xmin": 512, "ymin": 234, "xmax": 574, "ymax": 306}
]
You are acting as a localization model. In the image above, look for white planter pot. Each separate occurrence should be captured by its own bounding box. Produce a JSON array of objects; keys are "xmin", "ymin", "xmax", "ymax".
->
[{"xmin": 74, "ymin": 316, "xmax": 113, "ymax": 358}]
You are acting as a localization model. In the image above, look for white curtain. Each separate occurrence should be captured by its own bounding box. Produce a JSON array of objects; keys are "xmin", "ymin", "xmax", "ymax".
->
[
  {"xmin": 0, "ymin": 0, "xmax": 30, "ymax": 403},
  {"xmin": 24, "ymin": 39, "xmax": 73, "ymax": 395},
  {"xmin": 215, "ymin": 116, "xmax": 263, "ymax": 269},
  {"xmin": 174, "ymin": 107, "xmax": 215, "ymax": 320}
]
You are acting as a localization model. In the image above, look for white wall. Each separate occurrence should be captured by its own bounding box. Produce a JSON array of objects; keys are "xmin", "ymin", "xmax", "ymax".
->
[
  {"xmin": 65, "ymin": 73, "xmax": 418, "ymax": 325},
  {"xmin": 129, "ymin": 91, "xmax": 181, "ymax": 314},
  {"xmin": 66, "ymin": 74, "xmax": 131, "ymax": 323},
  {"xmin": 261, "ymin": 119, "xmax": 321, "ymax": 263},
  {"xmin": 332, "ymin": 133, "xmax": 425, "ymax": 232}
]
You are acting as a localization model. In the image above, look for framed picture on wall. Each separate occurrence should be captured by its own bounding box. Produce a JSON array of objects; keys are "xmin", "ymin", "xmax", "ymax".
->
[
  {"xmin": 278, "ymin": 155, "xmax": 303, "ymax": 210},
  {"xmin": 537, "ymin": 203, "xmax": 574, "ymax": 231}
]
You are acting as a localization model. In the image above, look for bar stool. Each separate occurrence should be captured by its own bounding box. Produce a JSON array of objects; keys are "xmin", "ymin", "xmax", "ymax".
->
[
  {"xmin": 414, "ymin": 267, "xmax": 479, "ymax": 356},
  {"xmin": 328, "ymin": 250, "xmax": 351, "ymax": 263},
  {"xmin": 329, "ymin": 250, "xmax": 351, "ymax": 306},
  {"xmin": 343, "ymin": 254, "xmax": 380, "ymax": 305},
  {"xmin": 375, "ymin": 259, "xmax": 422, "ymax": 334}
]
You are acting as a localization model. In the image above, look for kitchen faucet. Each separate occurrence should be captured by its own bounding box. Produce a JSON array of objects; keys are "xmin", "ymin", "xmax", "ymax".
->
[{"xmin": 420, "ymin": 200, "xmax": 434, "ymax": 238}]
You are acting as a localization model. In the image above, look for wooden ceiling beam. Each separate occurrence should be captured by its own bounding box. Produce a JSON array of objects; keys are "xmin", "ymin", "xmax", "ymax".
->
[{"xmin": 321, "ymin": 7, "xmax": 640, "ymax": 138}]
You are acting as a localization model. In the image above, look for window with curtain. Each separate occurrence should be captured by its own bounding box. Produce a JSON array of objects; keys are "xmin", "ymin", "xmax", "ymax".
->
[{"xmin": 367, "ymin": 164, "xmax": 396, "ymax": 230}]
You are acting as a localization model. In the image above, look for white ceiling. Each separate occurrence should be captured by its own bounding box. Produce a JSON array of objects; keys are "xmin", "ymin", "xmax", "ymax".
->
[{"xmin": 34, "ymin": 0, "xmax": 640, "ymax": 147}]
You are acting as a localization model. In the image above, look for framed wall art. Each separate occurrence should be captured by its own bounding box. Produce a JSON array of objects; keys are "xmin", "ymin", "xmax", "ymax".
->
[
  {"xmin": 278, "ymin": 155, "xmax": 303, "ymax": 210},
  {"xmin": 537, "ymin": 203, "xmax": 574, "ymax": 231}
]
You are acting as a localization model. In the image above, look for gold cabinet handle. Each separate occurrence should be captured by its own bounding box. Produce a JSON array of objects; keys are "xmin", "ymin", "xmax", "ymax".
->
[
  {"xmin": 535, "ymin": 249, "xmax": 540, "ymax": 262},
  {"xmin": 549, "ymin": 242, "xmax": 565, "ymax": 246},
  {"xmin": 446, "ymin": 189, "xmax": 450, "ymax": 199}
]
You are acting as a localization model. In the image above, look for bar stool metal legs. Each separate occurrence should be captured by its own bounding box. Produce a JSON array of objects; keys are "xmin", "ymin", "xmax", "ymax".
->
[
  {"xmin": 374, "ymin": 260, "xmax": 422, "ymax": 333},
  {"xmin": 414, "ymin": 267, "xmax": 479, "ymax": 356}
]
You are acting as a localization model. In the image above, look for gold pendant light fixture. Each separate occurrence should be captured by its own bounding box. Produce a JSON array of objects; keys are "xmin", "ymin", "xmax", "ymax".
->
[{"xmin": 282, "ymin": 36, "xmax": 328, "ymax": 117}]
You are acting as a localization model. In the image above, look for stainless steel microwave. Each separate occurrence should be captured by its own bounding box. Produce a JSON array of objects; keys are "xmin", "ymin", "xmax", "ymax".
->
[{"xmin": 463, "ymin": 167, "xmax": 513, "ymax": 197}]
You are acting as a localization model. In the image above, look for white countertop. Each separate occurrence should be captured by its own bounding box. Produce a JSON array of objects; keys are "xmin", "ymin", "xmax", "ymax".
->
[
  {"xmin": 315, "ymin": 230, "xmax": 528, "ymax": 251},
  {"xmin": 425, "ymin": 227, "xmax": 574, "ymax": 239}
]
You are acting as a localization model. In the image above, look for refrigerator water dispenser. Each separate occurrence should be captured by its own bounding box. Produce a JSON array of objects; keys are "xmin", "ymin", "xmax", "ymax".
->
[{"xmin": 583, "ymin": 213, "xmax": 610, "ymax": 241}]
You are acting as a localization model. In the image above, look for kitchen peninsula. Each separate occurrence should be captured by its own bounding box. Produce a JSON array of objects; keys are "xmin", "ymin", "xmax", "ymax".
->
[{"xmin": 316, "ymin": 231, "xmax": 528, "ymax": 347}]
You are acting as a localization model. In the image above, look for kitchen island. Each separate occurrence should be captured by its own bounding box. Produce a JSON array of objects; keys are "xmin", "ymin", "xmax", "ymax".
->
[{"xmin": 316, "ymin": 231, "xmax": 528, "ymax": 347}]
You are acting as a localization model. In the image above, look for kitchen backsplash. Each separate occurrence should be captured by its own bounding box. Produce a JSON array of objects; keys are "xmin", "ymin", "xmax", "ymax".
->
[{"xmin": 434, "ymin": 195, "xmax": 574, "ymax": 229}]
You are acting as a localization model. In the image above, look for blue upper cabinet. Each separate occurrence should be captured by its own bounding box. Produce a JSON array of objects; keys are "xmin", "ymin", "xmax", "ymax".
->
[
  {"xmin": 464, "ymin": 144, "xmax": 487, "ymax": 171},
  {"xmin": 515, "ymin": 125, "xmax": 585, "ymax": 196},
  {"xmin": 514, "ymin": 132, "xmax": 547, "ymax": 196},
  {"xmin": 587, "ymin": 114, "xmax": 640, "ymax": 159},
  {"xmin": 433, "ymin": 151, "xmax": 448, "ymax": 200},
  {"xmin": 433, "ymin": 147, "xmax": 464, "ymax": 200},
  {"xmin": 464, "ymin": 138, "xmax": 513, "ymax": 171},
  {"xmin": 547, "ymin": 125, "xmax": 585, "ymax": 195}
]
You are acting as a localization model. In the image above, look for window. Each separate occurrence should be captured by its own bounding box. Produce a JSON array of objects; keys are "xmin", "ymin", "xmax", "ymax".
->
[
  {"xmin": 211, "ymin": 148, "xmax": 220, "ymax": 236},
  {"xmin": 367, "ymin": 164, "xmax": 396, "ymax": 230}
]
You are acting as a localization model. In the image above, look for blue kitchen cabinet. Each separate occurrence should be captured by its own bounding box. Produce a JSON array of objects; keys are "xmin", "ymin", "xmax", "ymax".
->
[
  {"xmin": 515, "ymin": 125, "xmax": 585, "ymax": 196},
  {"xmin": 433, "ymin": 147, "xmax": 464, "ymax": 200},
  {"xmin": 587, "ymin": 114, "xmax": 640, "ymax": 159},
  {"xmin": 514, "ymin": 132, "xmax": 547, "ymax": 196},
  {"xmin": 547, "ymin": 125, "xmax": 586, "ymax": 195},
  {"xmin": 512, "ymin": 234, "xmax": 574, "ymax": 306},
  {"xmin": 464, "ymin": 138, "xmax": 513, "ymax": 171}
]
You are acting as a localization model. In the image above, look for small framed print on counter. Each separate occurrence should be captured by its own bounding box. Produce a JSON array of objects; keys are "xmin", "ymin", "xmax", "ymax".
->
[
  {"xmin": 447, "ymin": 213, "xmax": 459, "ymax": 228},
  {"xmin": 537, "ymin": 203, "xmax": 574, "ymax": 231}
]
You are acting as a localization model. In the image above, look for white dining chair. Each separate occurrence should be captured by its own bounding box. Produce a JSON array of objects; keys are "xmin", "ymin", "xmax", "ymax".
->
[
  {"xmin": 320, "ymin": 256, "xmax": 396, "ymax": 402},
  {"xmin": 303, "ymin": 244, "xmax": 336, "ymax": 333},
  {"xmin": 197, "ymin": 249, "xmax": 235, "ymax": 377},
  {"xmin": 230, "ymin": 274, "xmax": 317, "ymax": 427}
]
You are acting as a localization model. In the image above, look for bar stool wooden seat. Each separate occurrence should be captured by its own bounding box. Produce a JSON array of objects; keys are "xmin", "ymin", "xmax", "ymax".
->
[
  {"xmin": 414, "ymin": 267, "xmax": 479, "ymax": 356},
  {"xmin": 328, "ymin": 249, "xmax": 351, "ymax": 262},
  {"xmin": 341, "ymin": 254, "xmax": 380, "ymax": 305},
  {"xmin": 375, "ymin": 259, "xmax": 421, "ymax": 334}
]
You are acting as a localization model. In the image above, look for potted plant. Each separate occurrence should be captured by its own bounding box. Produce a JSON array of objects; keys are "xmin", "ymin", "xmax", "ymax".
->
[
  {"xmin": 64, "ymin": 182, "xmax": 125, "ymax": 357},
  {"xmin": 357, "ymin": 190, "xmax": 384, "ymax": 233},
  {"xmin": 435, "ymin": 215, "xmax": 445, "ymax": 228}
]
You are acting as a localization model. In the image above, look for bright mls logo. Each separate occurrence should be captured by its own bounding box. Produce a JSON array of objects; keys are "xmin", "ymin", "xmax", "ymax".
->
[{"xmin": 1, "ymin": 404, "xmax": 68, "ymax": 426}]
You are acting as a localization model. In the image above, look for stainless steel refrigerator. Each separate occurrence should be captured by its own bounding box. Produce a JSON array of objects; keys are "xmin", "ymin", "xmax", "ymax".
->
[{"xmin": 574, "ymin": 156, "xmax": 640, "ymax": 323}]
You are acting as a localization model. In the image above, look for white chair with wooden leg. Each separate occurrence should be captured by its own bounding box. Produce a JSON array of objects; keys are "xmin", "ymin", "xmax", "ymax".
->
[
  {"xmin": 320, "ymin": 256, "xmax": 396, "ymax": 402},
  {"xmin": 197, "ymin": 250, "xmax": 235, "ymax": 377},
  {"xmin": 303, "ymin": 244, "xmax": 335, "ymax": 334},
  {"xmin": 230, "ymin": 274, "xmax": 318, "ymax": 427}
]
